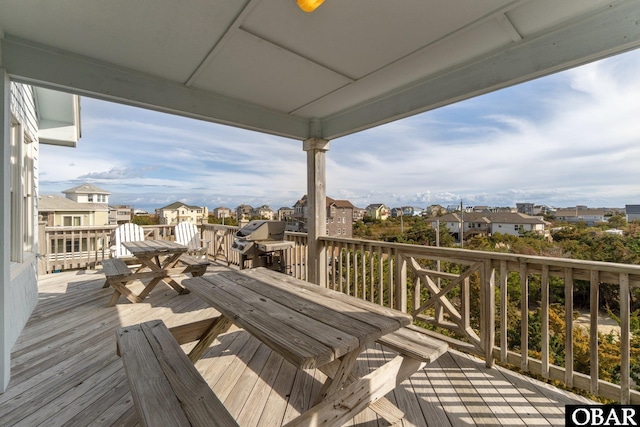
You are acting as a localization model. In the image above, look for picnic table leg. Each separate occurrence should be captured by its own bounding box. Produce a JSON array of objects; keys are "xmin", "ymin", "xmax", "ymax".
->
[
  {"xmin": 107, "ymin": 281, "xmax": 144, "ymax": 306},
  {"xmin": 318, "ymin": 359, "xmax": 405, "ymax": 424},
  {"xmin": 187, "ymin": 316, "xmax": 232, "ymax": 363},
  {"xmin": 313, "ymin": 345, "xmax": 363, "ymax": 405},
  {"xmin": 286, "ymin": 355, "xmax": 425, "ymax": 427}
]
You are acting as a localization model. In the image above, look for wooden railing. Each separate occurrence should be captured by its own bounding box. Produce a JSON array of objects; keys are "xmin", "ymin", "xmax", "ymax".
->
[
  {"xmin": 320, "ymin": 235, "xmax": 640, "ymax": 405},
  {"xmin": 40, "ymin": 223, "xmax": 637, "ymax": 403},
  {"xmin": 39, "ymin": 223, "xmax": 176, "ymax": 273}
]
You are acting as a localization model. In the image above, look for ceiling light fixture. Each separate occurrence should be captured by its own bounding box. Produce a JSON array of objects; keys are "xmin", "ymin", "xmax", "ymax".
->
[{"xmin": 297, "ymin": 0, "xmax": 325, "ymax": 13}]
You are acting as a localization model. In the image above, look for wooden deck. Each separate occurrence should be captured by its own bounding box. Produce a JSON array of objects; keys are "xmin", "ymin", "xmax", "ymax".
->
[{"xmin": 1, "ymin": 263, "xmax": 594, "ymax": 426}]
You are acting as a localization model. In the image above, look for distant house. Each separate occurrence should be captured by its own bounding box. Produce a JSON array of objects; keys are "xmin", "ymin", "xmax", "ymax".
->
[
  {"xmin": 429, "ymin": 212, "xmax": 549, "ymax": 241},
  {"xmin": 390, "ymin": 208, "xmax": 403, "ymax": 218},
  {"xmin": 235, "ymin": 204, "xmax": 253, "ymax": 221},
  {"xmin": 626, "ymin": 205, "xmax": 640, "ymax": 222},
  {"xmin": 213, "ymin": 206, "xmax": 233, "ymax": 220},
  {"xmin": 555, "ymin": 207, "xmax": 606, "ymax": 226},
  {"xmin": 108, "ymin": 205, "xmax": 133, "ymax": 224},
  {"xmin": 292, "ymin": 195, "xmax": 355, "ymax": 237},
  {"xmin": 39, "ymin": 183, "xmax": 110, "ymax": 227},
  {"xmin": 156, "ymin": 202, "xmax": 208, "ymax": 225},
  {"xmin": 253, "ymin": 205, "xmax": 275, "ymax": 220},
  {"xmin": 365, "ymin": 203, "xmax": 390, "ymax": 220},
  {"xmin": 327, "ymin": 199, "xmax": 355, "ymax": 237},
  {"xmin": 62, "ymin": 183, "xmax": 110, "ymax": 204},
  {"xmin": 401, "ymin": 206, "xmax": 423, "ymax": 217},
  {"xmin": 352, "ymin": 207, "xmax": 366, "ymax": 222},
  {"xmin": 516, "ymin": 203, "xmax": 534, "ymax": 216},
  {"xmin": 424, "ymin": 204, "xmax": 446, "ymax": 217},
  {"xmin": 277, "ymin": 207, "xmax": 295, "ymax": 222}
]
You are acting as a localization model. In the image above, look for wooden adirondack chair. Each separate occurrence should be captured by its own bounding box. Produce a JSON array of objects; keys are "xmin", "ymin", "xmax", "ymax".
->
[
  {"xmin": 110, "ymin": 223, "xmax": 145, "ymax": 258},
  {"xmin": 175, "ymin": 221, "xmax": 209, "ymax": 259}
]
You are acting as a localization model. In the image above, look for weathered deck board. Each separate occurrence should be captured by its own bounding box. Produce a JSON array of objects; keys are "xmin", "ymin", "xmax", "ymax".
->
[{"xmin": 0, "ymin": 264, "xmax": 595, "ymax": 427}]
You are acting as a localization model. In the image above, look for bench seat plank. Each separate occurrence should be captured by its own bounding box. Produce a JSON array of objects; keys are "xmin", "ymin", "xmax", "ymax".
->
[
  {"xmin": 102, "ymin": 258, "xmax": 132, "ymax": 279},
  {"xmin": 179, "ymin": 255, "xmax": 210, "ymax": 277},
  {"xmin": 376, "ymin": 325, "xmax": 448, "ymax": 363},
  {"xmin": 117, "ymin": 320, "xmax": 238, "ymax": 427}
]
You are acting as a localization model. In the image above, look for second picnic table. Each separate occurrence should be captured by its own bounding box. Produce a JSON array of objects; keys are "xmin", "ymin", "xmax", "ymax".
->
[{"xmin": 103, "ymin": 240, "xmax": 198, "ymax": 306}]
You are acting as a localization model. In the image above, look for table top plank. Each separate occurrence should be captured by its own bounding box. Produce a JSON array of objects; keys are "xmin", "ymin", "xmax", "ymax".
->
[
  {"xmin": 123, "ymin": 240, "xmax": 188, "ymax": 257},
  {"xmin": 185, "ymin": 276, "xmax": 336, "ymax": 368},
  {"xmin": 184, "ymin": 268, "xmax": 413, "ymax": 370},
  {"xmin": 223, "ymin": 272, "xmax": 388, "ymax": 343},
  {"xmin": 209, "ymin": 275, "xmax": 360, "ymax": 359},
  {"xmin": 238, "ymin": 269, "xmax": 411, "ymax": 334}
]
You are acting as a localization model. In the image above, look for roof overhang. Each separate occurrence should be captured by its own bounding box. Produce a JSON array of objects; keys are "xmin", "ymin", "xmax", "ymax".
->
[
  {"xmin": 1, "ymin": 1, "xmax": 640, "ymax": 141},
  {"xmin": 33, "ymin": 86, "xmax": 81, "ymax": 147}
]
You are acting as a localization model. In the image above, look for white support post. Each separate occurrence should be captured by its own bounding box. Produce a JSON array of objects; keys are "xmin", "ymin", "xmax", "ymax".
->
[
  {"xmin": 303, "ymin": 138, "xmax": 329, "ymax": 286},
  {"xmin": 1, "ymin": 68, "xmax": 11, "ymax": 392}
]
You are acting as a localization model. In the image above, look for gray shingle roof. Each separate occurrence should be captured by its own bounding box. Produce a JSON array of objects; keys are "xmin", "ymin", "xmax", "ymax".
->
[{"xmin": 62, "ymin": 183, "xmax": 111, "ymax": 195}]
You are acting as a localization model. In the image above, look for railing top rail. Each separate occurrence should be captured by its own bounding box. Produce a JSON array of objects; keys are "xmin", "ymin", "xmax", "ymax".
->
[
  {"xmin": 44, "ymin": 225, "xmax": 118, "ymax": 232},
  {"xmin": 320, "ymin": 235, "xmax": 640, "ymax": 275}
]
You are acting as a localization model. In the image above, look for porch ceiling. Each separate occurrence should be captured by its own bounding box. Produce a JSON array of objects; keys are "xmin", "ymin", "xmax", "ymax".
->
[{"xmin": 1, "ymin": 0, "xmax": 639, "ymax": 140}]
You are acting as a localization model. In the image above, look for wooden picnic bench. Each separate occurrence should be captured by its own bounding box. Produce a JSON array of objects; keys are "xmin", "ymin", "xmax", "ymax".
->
[
  {"xmin": 178, "ymin": 254, "xmax": 210, "ymax": 277},
  {"xmin": 181, "ymin": 268, "xmax": 449, "ymax": 426},
  {"xmin": 116, "ymin": 319, "xmax": 237, "ymax": 427},
  {"xmin": 117, "ymin": 311, "xmax": 447, "ymax": 427}
]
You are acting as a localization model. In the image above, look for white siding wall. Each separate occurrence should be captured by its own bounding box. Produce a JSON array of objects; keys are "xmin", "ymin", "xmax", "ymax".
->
[{"xmin": 1, "ymin": 81, "xmax": 40, "ymax": 391}]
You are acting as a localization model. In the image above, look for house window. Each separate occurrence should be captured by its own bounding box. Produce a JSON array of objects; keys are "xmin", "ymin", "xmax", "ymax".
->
[
  {"xmin": 88, "ymin": 194, "xmax": 94, "ymax": 202},
  {"xmin": 10, "ymin": 121, "xmax": 34, "ymax": 262},
  {"xmin": 63, "ymin": 216, "xmax": 82, "ymax": 226}
]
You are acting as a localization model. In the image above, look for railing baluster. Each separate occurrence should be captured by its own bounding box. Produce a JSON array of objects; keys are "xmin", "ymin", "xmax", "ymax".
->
[
  {"xmin": 376, "ymin": 246, "xmax": 382, "ymax": 305},
  {"xmin": 620, "ymin": 272, "xmax": 630, "ymax": 404},
  {"xmin": 520, "ymin": 262, "xmax": 529, "ymax": 372},
  {"xmin": 590, "ymin": 270, "xmax": 599, "ymax": 394},
  {"xmin": 564, "ymin": 267, "xmax": 574, "ymax": 388},
  {"xmin": 500, "ymin": 260, "xmax": 508, "ymax": 363},
  {"xmin": 483, "ymin": 259, "xmax": 495, "ymax": 368},
  {"xmin": 353, "ymin": 244, "xmax": 359, "ymax": 298},
  {"xmin": 541, "ymin": 264, "xmax": 550, "ymax": 379},
  {"xmin": 395, "ymin": 251, "xmax": 407, "ymax": 313}
]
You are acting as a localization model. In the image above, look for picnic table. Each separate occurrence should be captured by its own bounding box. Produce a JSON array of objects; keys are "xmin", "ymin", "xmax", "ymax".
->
[
  {"xmin": 102, "ymin": 240, "xmax": 207, "ymax": 306},
  {"xmin": 182, "ymin": 267, "xmax": 434, "ymax": 425}
]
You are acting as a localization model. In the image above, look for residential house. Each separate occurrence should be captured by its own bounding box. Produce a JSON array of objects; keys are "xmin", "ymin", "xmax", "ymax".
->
[
  {"xmin": 429, "ymin": 212, "xmax": 549, "ymax": 242},
  {"xmin": 365, "ymin": 203, "xmax": 390, "ymax": 220},
  {"xmin": 213, "ymin": 206, "xmax": 233, "ymax": 220},
  {"xmin": 108, "ymin": 205, "xmax": 133, "ymax": 224},
  {"xmin": 555, "ymin": 207, "xmax": 606, "ymax": 226},
  {"xmin": 156, "ymin": 202, "xmax": 208, "ymax": 225},
  {"xmin": 626, "ymin": 205, "xmax": 640, "ymax": 222},
  {"xmin": 424, "ymin": 204, "xmax": 446, "ymax": 217},
  {"xmin": 293, "ymin": 195, "xmax": 355, "ymax": 237},
  {"xmin": 277, "ymin": 207, "xmax": 295, "ymax": 222},
  {"xmin": 253, "ymin": 205, "xmax": 275, "ymax": 220},
  {"xmin": 235, "ymin": 204, "xmax": 253, "ymax": 221},
  {"xmin": 39, "ymin": 193, "xmax": 109, "ymax": 227},
  {"xmin": 516, "ymin": 202, "xmax": 535, "ymax": 216},
  {"xmin": 1, "ymin": 82, "xmax": 80, "ymax": 390},
  {"xmin": 327, "ymin": 199, "xmax": 354, "ymax": 237},
  {"xmin": 63, "ymin": 183, "xmax": 110, "ymax": 204},
  {"xmin": 403, "ymin": 206, "xmax": 423, "ymax": 216},
  {"xmin": 352, "ymin": 207, "xmax": 366, "ymax": 222},
  {"xmin": 390, "ymin": 208, "xmax": 403, "ymax": 218}
]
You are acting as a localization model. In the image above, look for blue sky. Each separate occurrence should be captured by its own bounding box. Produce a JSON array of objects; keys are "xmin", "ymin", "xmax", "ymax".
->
[{"xmin": 40, "ymin": 48, "xmax": 640, "ymax": 213}]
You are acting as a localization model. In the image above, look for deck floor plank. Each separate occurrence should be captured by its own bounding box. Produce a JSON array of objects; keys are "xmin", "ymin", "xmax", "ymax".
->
[{"xmin": 0, "ymin": 266, "xmax": 595, "ymax": 427}]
